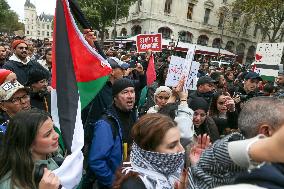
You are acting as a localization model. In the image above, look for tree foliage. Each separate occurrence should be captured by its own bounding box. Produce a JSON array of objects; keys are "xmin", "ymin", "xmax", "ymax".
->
[
  {"xmin": 233, "ymin": 0, "xmax": 284, "ymax": 42},
  {"xmin": 0, "ymin": 0, "xmax": 24, "ymax": 33},
  {"xmin": 77, "ymin": 0, "xmax": 137, "ymax": 41}
]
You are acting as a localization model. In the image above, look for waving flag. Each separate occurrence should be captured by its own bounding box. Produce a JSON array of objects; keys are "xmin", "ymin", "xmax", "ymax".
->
[
  {"xmin": 51, "ymin": 0, "xmax": 112, "ymax": 188},
  {"xmin": 146, "ymin": 54, "xmax": 156, "ymax": 86}
]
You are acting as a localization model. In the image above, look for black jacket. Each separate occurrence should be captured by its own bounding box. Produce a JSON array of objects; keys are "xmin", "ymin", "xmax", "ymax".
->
[
  {"xmin": 3, "ymin": 59, "xmax": 45, "ymax": 85},
  {"xmin": 235, "ymin": 163, "xmax": 284, "ymax": 189},
  {"xmin": 212, "ymin": 111, "xmax": 238, "ymax": 135},
  {"xmin": 195, "ymin": 116, "xmax": 220, "ymax": 142},
  {"xmin": 30, "ymin": 91, "xmax": 51, "ymax": 113}
]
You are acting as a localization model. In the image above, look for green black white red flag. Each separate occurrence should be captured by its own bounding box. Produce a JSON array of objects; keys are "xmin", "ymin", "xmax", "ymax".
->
[{"xmin": 51, "ymin": 0, "xmax": 111, "ymax": 188}]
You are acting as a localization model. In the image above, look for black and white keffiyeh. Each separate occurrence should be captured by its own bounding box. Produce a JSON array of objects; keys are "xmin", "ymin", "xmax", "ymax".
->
[{"xmin": 130, "ymin": 142, "xmax": 185, "ymax": 176}]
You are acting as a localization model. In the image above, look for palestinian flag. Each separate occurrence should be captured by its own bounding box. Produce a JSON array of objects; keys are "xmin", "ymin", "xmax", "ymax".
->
[
  {"xmin": 51, "ymin": 0, "xmax": 111, "ymax": 188},
  {"xmin": 254, "ymin": 43, "xmax": 284, "ymax": 81}
]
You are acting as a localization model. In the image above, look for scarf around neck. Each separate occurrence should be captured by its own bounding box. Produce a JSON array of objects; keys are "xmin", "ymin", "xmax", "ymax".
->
[{"xmin": 131, "ymin": 142, "xmax": 185, "ymax": 176}]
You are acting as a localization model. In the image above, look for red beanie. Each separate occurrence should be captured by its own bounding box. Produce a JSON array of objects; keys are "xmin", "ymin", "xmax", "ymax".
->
[
  {"xmin": 0, "ymin": 69, "xmax": 13, "ymax": 85},
  {"xmin": 11, "ymin": 40, "xmax": 27, "ymax": 49}
]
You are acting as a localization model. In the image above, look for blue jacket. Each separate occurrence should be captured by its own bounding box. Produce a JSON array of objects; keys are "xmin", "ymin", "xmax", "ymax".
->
[{"xmin": 88, "ymin": 109, "xmax": 123, "ymax": 187}]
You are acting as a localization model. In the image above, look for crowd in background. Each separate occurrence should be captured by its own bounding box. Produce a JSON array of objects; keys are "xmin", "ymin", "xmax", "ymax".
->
[{"xmin": 0, "ymin": 31, "xmax": 284, "ymax": 189}]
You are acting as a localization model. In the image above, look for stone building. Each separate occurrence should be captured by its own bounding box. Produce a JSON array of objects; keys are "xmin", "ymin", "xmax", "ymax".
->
[
  {"xmin": 24, "ymin": 0, "xmax": 53, "ymax": 40},
  {"xmin": 107, "ymin": 0, "xmax": 263, "ymax": 64}
]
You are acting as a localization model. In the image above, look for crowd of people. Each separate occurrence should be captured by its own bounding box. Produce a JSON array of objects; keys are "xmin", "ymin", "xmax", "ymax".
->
[{"xmin": 0, "ymin": 30, "xmax": 284, "ymax": 189}]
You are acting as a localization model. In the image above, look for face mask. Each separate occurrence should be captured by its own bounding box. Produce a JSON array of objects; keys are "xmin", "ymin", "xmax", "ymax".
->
[{"xmin": 131, "ymin": 142, "xmax": 185, "ymax": 176}]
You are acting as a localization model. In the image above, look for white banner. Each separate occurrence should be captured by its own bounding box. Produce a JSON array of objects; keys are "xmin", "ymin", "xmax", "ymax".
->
[{"xmin": 255, "ymin": 43, "xmax": 284, "ymax": 77}]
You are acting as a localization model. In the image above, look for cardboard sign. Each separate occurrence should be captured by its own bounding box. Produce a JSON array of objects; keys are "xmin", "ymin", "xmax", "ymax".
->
[
  {"xmin": 254, "ymin": 43, "xmax": 284, "ymax": 79},
  {"xmin": 165, "ymin": 56, "xmax": 200, "ymax": 90},
  {"xmin": 136, "ymin": 33, "xmax": 162, "ymax": 53}
]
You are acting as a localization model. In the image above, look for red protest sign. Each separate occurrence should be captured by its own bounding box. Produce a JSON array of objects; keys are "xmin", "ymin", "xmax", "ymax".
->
[{"xmin": 136, "ymin": 33, "xmax": 162, "ymax": 53}]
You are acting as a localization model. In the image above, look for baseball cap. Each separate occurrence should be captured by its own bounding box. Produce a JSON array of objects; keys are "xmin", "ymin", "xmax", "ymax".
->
[
  {"xmin": 0, "ymin": 81, "xmax": 27, "ymax": 101},
  {"xmin": 197, "ymin": 76, "xmax": 216, "ymax": 87},
  {"xmin": 107, "ymin": 57, "xmax": 130, "ymax": 70},
  {"xmin": 244, "ymin": 72, "xmax": 262, "ymax": 81}
]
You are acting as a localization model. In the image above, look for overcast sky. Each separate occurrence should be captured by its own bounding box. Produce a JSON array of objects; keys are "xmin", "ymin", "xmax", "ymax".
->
[{"xmin": 7, "ymin": 0, "xmax": 56, "ymax": 21}]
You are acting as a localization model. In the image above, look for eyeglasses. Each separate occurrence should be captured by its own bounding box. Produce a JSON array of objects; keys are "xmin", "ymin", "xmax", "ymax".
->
[
  {"xmin": 193, "ymin": 112, "xmax": 207, "ymax": 117},
  {"xmin": 6, "ymin": 94, "xmax": 30, "ymax": 104}
]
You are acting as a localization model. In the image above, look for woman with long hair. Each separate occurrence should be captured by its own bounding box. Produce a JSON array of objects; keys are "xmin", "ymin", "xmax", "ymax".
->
[
  {"xmin": 0, "ymin": 109, "xmax": 61, "ymax": 189},
  {"xmin": 209, "ymin": 91, "xmax": 238, "ymax": 135}
]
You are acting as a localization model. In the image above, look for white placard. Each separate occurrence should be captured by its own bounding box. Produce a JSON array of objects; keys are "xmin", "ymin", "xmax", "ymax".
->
[
  {"xmin": 165, "ymin": 57, "xmax": 200, "ymax": 90},
  {"xmin": 165, "ymin": 56, "xmax": 191, "ymax": 87},
  {"xmin": 185, "ymin": 61, "xmax": 200, "ymax": 90},
  {"xmin": 255, "ymin": 43, "xmax": 284, "ymax": 78}
]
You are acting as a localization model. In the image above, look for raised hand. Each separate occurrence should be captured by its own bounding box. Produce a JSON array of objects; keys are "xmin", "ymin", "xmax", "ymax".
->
[{"xmin": 189, "ymin": 134, "xmax": 211, "ymax": 166}]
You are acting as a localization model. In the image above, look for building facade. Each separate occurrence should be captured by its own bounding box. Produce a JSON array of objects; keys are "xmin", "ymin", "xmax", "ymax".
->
[
  {"xmin": 24, "ymin": 0, "xmax": 53, "ymax": 40},
  {"xmin": 108, "ymin": 0, "xmax": 263, "ymax": 64}
]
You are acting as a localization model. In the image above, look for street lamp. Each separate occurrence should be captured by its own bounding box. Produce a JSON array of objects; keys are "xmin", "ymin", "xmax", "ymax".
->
[
  {"xmin": 217, "ymin": 11, "xmax": 227, "ymax": 61},
  {"xmin": 113, "ymin": 0, "xmax": 119, "ymax": 46}
]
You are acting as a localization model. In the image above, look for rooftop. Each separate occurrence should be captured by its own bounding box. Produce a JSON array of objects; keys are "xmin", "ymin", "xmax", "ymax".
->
[{"xmin": 24, "ymin": 0, "xmax": 35, "ymax": 8}]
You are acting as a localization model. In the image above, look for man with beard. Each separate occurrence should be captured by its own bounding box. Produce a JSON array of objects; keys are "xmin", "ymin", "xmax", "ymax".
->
[
  {"xmin": 188, "ymin": 76, "xmax": 216, "ymax": 104},
  {"xmin": 3, "ymin": 40, "xmax": 46, "ymax": 85},
  {"xmin": 87, "ymin": 78, "xmax": 137, "ymax": 189}
]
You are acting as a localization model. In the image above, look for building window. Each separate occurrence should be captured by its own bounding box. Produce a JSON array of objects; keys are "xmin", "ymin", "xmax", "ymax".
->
[
  {"xmin": 223, "ymin": 0, "xmax": 227, "ymax": 3},
  {"xmin": 158, "ymin": 27, "xmax": 173, "ymax": 39},
  {"xmin": 218, "ymin": 12, "xmax": 225, "ymax": 29},
  {"xmin": 197, "ymin": 35, "xmax": 209, "ymax": 46},
  {"xmin": 47, "ymin": 32, "xmax": 49, "ymax": 36},
  {"xmin": 232, "ymin": 16, "xmax": 238, "ymax": 24},
  {"xmin": 204, "ymin": 8, "xmax": 210, "ymax": 24},
  {"xmin": 179, "ymin": 31, "xmax": 193, "ymax": 43},
  {"xmin": 243, "ymin": 21, "xmax": 249, "ymax": 35},
  {"xmin": 187, "ymin": 3, "xmax": 194, "ymax": 20},
  {"xmin": 47, "ymin": 25, "xmax": 49, "ymax": 29},
  {"xmin": 37, "ymin": 31, "xmax": 40, "ymax": 35},
  {"xmin": 42, "ymin": 31, "xmax": 45, "ymax": 36},
  {"xmin": 253, "ymin": 24, "xmax": 258, "ymax": 37},
  {"xmin": 42, "ymin": 23, "xmax": 45, "ymax": 28},
  {"xmin": 27, "ymin": 31, "xmax": 29, "ymax": 35},
  {"xmin": 32, "ymin": 26, "xmax": 34, "ymax": 29},
  {"xmin": 164, "ymin": 0, "xmax": 172, "ymax": 14}
]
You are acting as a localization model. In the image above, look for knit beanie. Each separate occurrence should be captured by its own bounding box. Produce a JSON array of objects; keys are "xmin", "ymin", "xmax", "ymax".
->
[
  {"xmin": 26, "ymin": 67, "xmax": 50, "ymax": 86},
  {"xmin": 11, "ymin": 40, "xmax": 27, "ymax": 49},
  {"xmin": 154, "ymin": 86, "xmax": 172, "ymax": 103},
  {"xmin": 112, "ymin": 78, "xmax": 135, "ymax": 97},
  {"xmin": 188, "ymin": 97, "xmax": 209, "ymax": 113},
  {"xmin": 0, "ymin": 69, "xmax": 12, "ymax": 85}
]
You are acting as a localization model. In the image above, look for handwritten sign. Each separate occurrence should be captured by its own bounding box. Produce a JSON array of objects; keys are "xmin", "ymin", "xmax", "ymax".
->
[
  {"xmin": 185, "ymin": 61, "xmax": 200, "ymax": 90},
  {"xmin": 136, "ymin": 33, "xmax": 162, "ymax": 53},
  {"xmin": 255, "ymin": 43, "xmax": 284, "ymax": 78},
  {"xmin": 165, "ymin": 56, "xmax": 200, "ymax": 90}
]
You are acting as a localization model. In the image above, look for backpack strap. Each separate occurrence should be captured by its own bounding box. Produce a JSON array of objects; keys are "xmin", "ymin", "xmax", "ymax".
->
[{"xmin": 101, "ymin": 114, "xmax": 119, "ymax": 141}]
